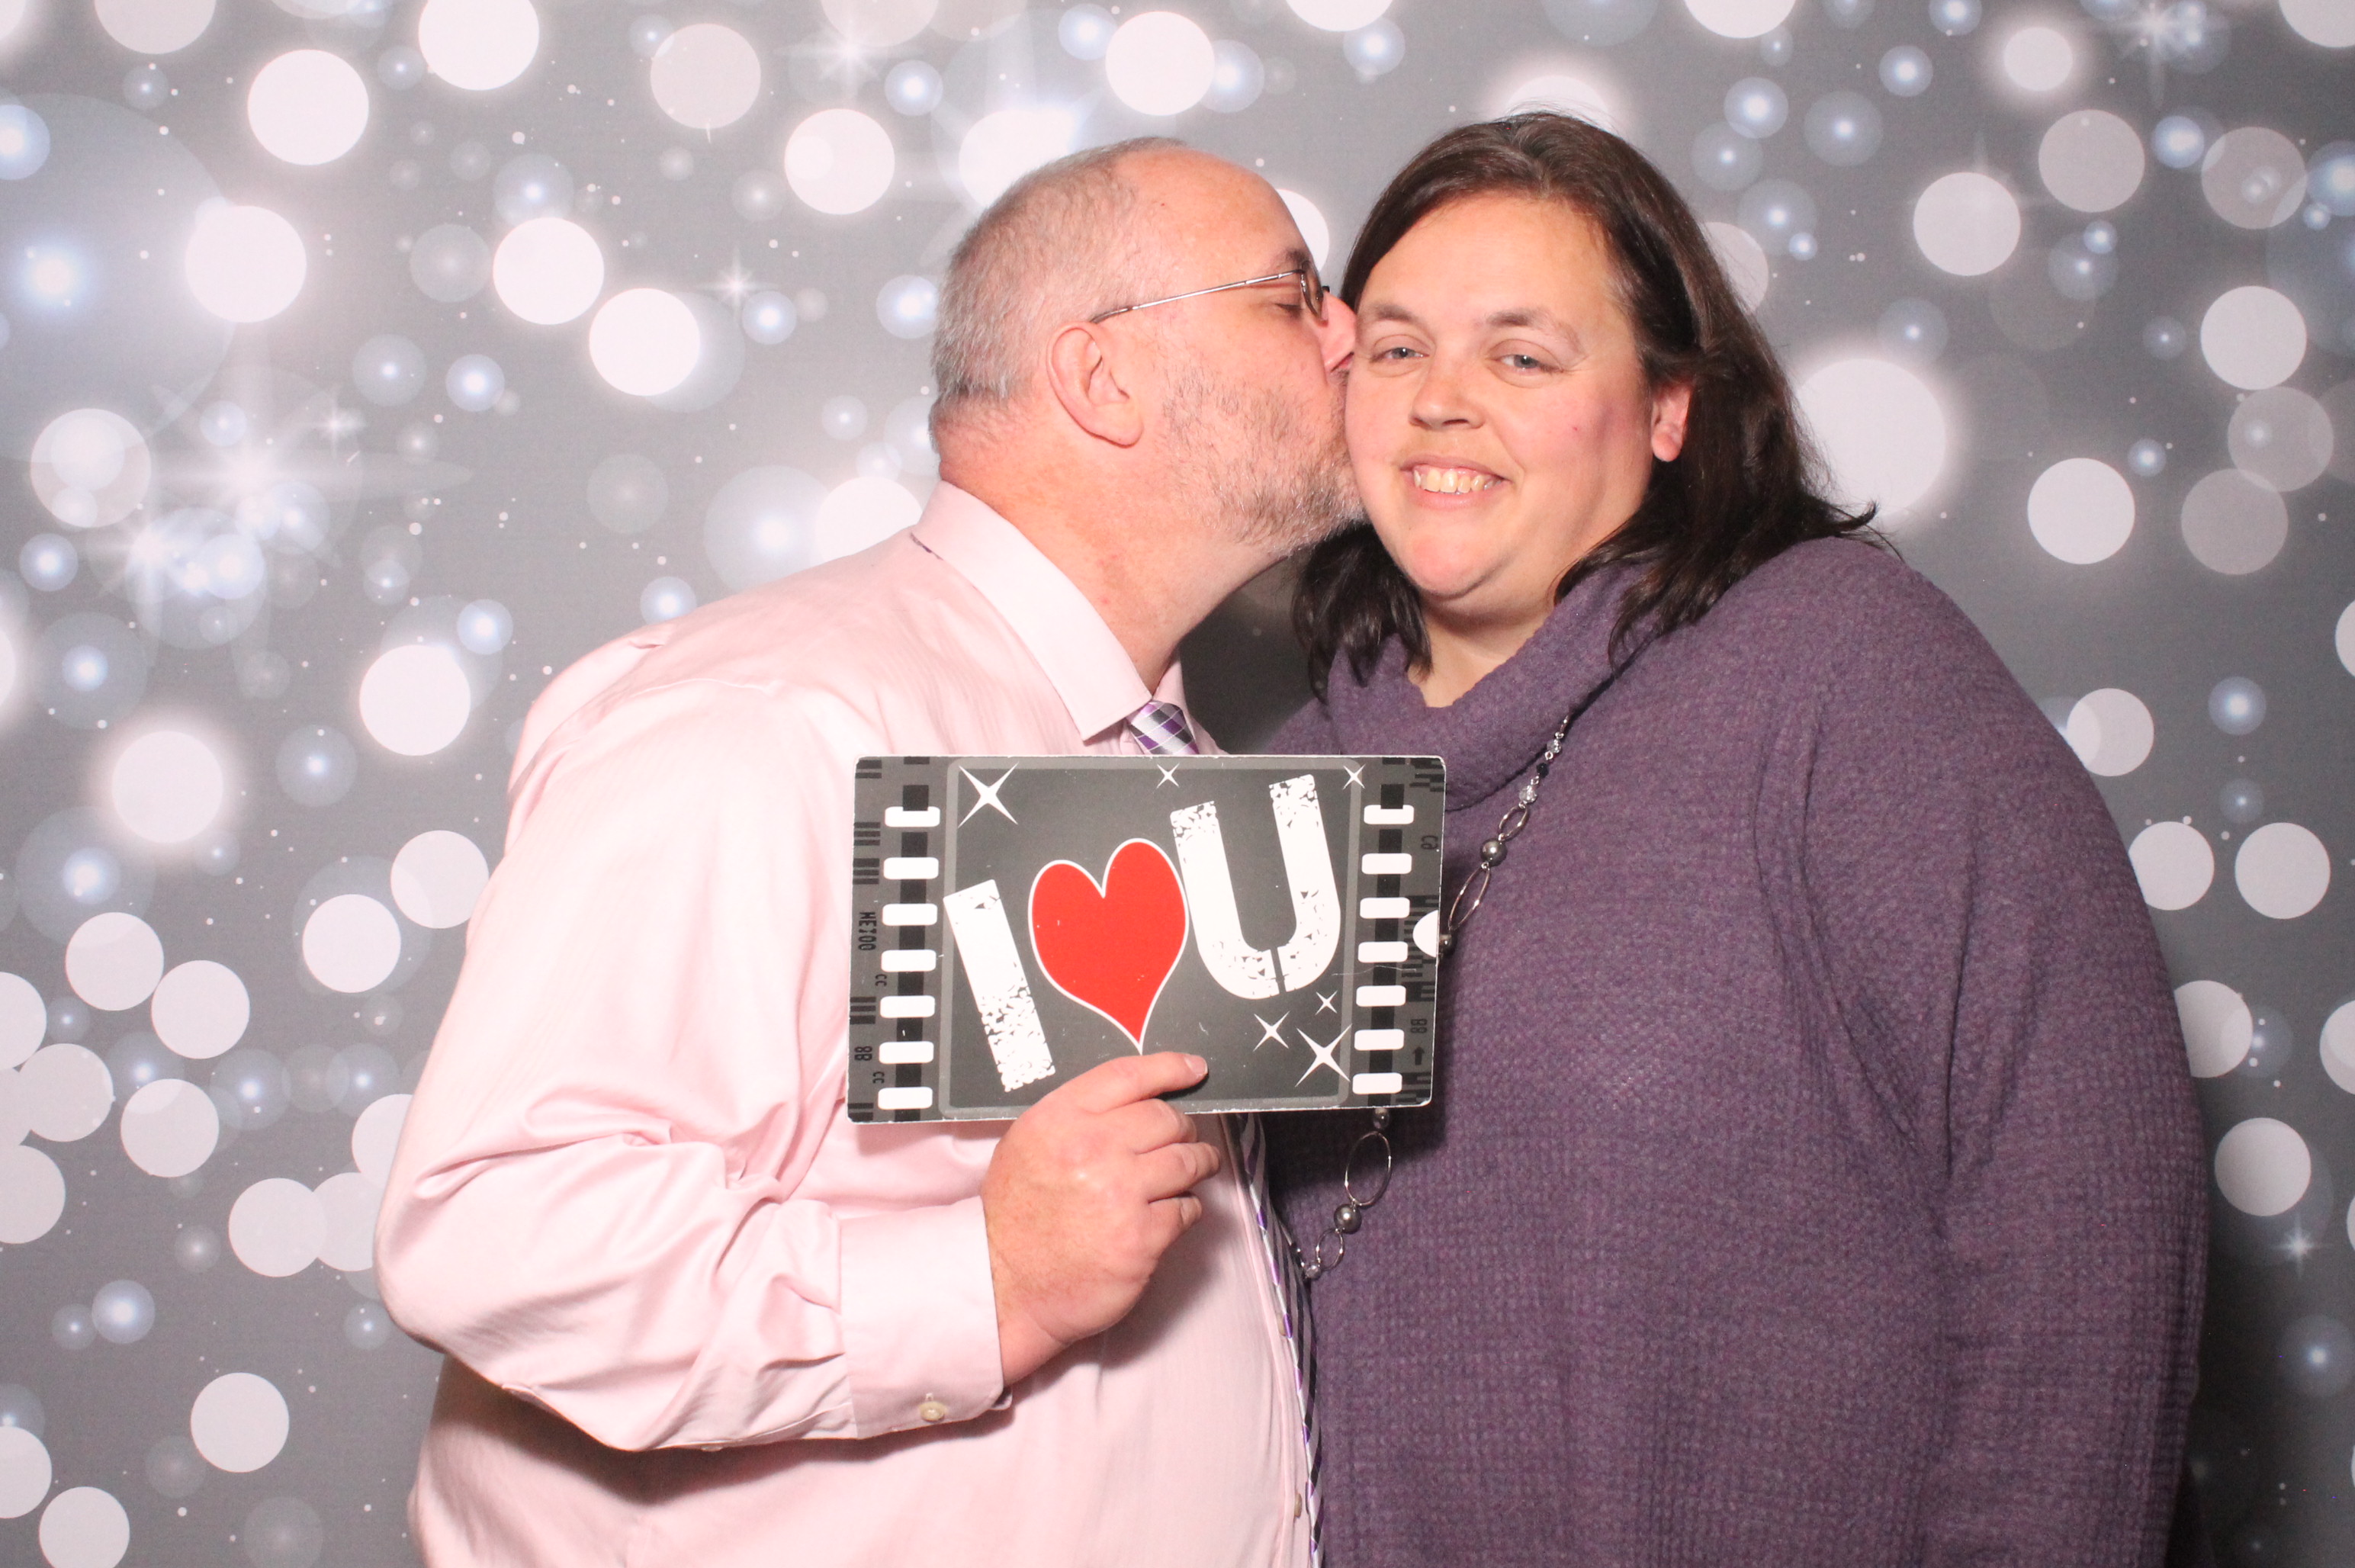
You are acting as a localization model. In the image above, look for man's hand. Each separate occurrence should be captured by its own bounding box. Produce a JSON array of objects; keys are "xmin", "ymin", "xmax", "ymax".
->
[{"xmin": 982, "ymin": 1052, "xmax": 1223, "ymax": 1385}]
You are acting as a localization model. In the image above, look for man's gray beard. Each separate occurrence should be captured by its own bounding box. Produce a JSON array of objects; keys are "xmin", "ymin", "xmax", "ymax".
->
[{"xmin": 1164, "ymin": 365, "xmax": 1358, "ymax": 554}]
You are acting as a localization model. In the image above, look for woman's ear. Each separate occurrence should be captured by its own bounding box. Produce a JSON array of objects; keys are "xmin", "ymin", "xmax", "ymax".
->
[{"xmin": 1650, "ymin": 381, "xmax": 1693, "ymax": 463}]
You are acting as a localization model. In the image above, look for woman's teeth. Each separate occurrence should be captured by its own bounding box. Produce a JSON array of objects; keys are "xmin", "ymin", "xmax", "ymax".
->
[{"xmin": 1410, "ymin": 466, "xmax": 1497, "ymax": 495}]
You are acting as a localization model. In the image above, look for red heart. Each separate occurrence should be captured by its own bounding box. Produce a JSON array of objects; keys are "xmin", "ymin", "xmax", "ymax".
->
[{"xmin": 1028, "ymin": 840, "xmax": 1190, "ymax": 1051}]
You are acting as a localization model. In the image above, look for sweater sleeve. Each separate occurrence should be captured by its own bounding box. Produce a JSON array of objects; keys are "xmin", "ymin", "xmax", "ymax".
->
[{"xmin": 1790, "ymin": 564, "xmax": 2206, "ymax": 1566}]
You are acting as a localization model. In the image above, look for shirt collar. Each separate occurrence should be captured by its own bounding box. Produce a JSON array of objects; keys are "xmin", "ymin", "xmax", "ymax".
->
[{"xmin": 912, "ymin": 482, "xmax": 1187, "ymax": 743}]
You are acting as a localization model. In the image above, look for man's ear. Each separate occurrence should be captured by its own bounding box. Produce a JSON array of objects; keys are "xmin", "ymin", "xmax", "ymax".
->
[
  {"xmin": 1650, "ymin": 379, "xmax": 1693, "ymax": 463},
  {"xmin": 1045, "ymin": 323, "xmax": 1145, "ymax": 448}
]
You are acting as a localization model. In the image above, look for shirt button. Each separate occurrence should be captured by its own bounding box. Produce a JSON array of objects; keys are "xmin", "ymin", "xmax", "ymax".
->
[{"xmin": 917, "ymin": 1399, "xmax": 949, "ymax": 1424}]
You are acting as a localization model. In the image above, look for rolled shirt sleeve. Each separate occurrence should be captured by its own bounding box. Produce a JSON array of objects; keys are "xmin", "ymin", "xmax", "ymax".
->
[{"xmin": 376, "ymin": 676, "xmax": 1006, "ymax": 1451}]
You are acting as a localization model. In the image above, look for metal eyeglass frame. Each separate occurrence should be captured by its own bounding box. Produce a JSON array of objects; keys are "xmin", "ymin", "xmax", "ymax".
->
[{"xmin": 1087, "ymin": 267, "xmax": 1326, "ymax": 324}]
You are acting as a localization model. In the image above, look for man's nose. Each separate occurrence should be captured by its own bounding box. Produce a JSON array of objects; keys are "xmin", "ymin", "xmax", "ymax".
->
[{"xmin": 1316, "ymin": 295, "xmax": 1357, "ymax": 373}]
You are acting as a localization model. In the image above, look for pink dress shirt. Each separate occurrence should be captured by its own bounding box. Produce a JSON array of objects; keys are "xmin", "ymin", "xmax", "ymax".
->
[{"xmin": 376, "ymin": 484, "xmax": 1312, "ymax": 1567}]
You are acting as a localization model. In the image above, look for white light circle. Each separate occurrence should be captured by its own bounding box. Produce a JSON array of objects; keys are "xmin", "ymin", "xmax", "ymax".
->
[
  {"xmin": 20, "ymin": 1045, "xmax": 111, "ymax": 1142},
  {"xmin": 2340, "ymin": 600, "xmax": 2355, "ymax": 676},
  {"xmin": 246, "ymin": 49, "xmax": 370, "ymax": 165},
  {"xmin": 590, "ymin": 290, "xmax": 700, "ymax": 397},
  {"xmin": 149, "ymin": 961, "xmax": 249, "ymax": 1060},
  {"xmin": 0, "ymin": 1426, "xmax": 51, "ymax": 1520},
  {"xmin": 1287, "ymin": 0, "xmax": 1390, "ymax": 27},
  {"xmin": 2063, "ymin": 688, "xmax": 2154, "ymax": 776},
  {"xmin": 359, "ymin": 644, "xmax": 472, "ymax": 756},
  {"xmin": 302, "ymin": 895, "xmax": 403, "ymax": 994},
  {"xmin": 313, "ymin": 1170, "xmax": 385, "ymax": 1272},
  {"xmin": 1707, "ymin": 220, "xmax": 1770, "ymax": 311},
  {"xmin": 1911, "ymin": 172, "xmax": 2020, "ymax": 276},
  {"xmin": 31, "ymin": 409, "xmax": 149, "ymax": 529},
  {"xmin": 227, "ymin": 1179, "xmax": 323, "ymax": 1278},
  {"xmin": 95, "ymin": 0, "xmax": 214, "ymax": 53},
  {"xmin": 2199, "ymin": 285, "xmax": 2306, "ymax": 390},
  {"xmin": 2028, "ymin": 458, "xmax": 2134, "ymax": 564},
  {"xmin": 185, "ymin": 204, "xmax": 307, "ymax": 323},
  {"xmin": 2000, "ymin": 24, "xmax": 2072, "ymax": 89},
  {"xmin": 492, "ymin": 217, "xmax": 604, "ymax": 326},
  {"xmin": 0, "ymin": 1065, "xmax": 25, "ymax": 1149},
  {"xmin": 2176, "ymin": 980, "xmax": 2254, "ymax": 1078},
  {"xmin": 814, "ymin": 477, "xmax": 921, "ymax": 564},
  {"xmin": 352, "ymin": 1093, "xmax": 411, "ymax": 1183},
  {"xmin": 2038, "ymin": 110, "xmax": 2144, "ymax": 212},
  {"xmin": 109, "ymin": 729, "xmax": 224, "ymax": 844},
  {"xmin": 2180, "ymin": 469, "xmax": 2289, "ymax": 577},
  {"xmin": 2215, "ymin": 1117, "xmax": 2311, "ymax": 1216},
  {"xmin": 390, "ymin": 831, "xmax": 489, "ymax": 928},
  {"xmin": 2322, "ymin": 1002, "xmax": 2355, "ymax": 1094},
  {"xmin": 2202, "ymin": 127, "xmax": 2308, "ymax": 229},
  {"xmin": 1682, "ymin": 0, "xmax": 1795, "ymax": 36},
  {"xmin": 2228, "ymin": 387, "xmax": 2334, "ymax": 491},
  {"xmin": 0, "ymin": 1145, "xmax": 65, "ymax": 1243},
  {"xmin": 649, "ymin": 23, "xmax": 761, "ymax": 130},
  {"xmin": 37, "ymin": 1486, "xmax": 128, "ymax": 1568},
  {"xmin": 0, "ymin": 973, "xmax": 42, "ymax": 1068},
  {"xmin": 65, "ymin": 914, "xmax": 165, "ymax": 1012},
  {"xmin": 419, "ymin": 0, "xmax": 539, "ymax": 91},
  {"xmin": 957, "ymin": 108, "xmax": 1075, "ymax": 207},
  {"xmin": 1104, "ymin": 11, "xmax": 1216, "ymax": 116},
  {"xmin": 2280, "ymin": 0, "xmax": 2355, "ymax": 47},
  {"xmin": 120, "ymin": 1080, "xmax": 219, "ymax": 1178},
  {"xmin": 784, "ymin": 109, "xmax": 895, "ymax": 217},
  {"xmin": 1278, "ymin": 189, "xmax": 1330, "ymax": 272},
  {"xmin": 2129, "ymin": 821, "xmax": 2214, "ymax": 911},
  {"xmin": 2235, "ymin": 821, "xmax": 2331, "ymax": 919},
  {"xmin": 823, "ymin": 0, "xmax": 937, "ymax": 47},
  {"xmin": 189, "ymin": 1372, "xmax": 290, "ymax": 1470},
  {"xmin": 1794, "ymin": 358, "xmax": 1947, "ymax": 516}
]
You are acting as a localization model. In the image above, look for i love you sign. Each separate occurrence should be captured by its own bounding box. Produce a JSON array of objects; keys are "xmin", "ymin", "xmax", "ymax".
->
[{"xmin": 846, "ymin": 754, "xmax": 1447, "ymax": 1121}]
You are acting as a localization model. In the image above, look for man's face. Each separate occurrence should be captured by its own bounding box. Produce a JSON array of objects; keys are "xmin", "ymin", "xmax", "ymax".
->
[{"xmin": 1110, "ymin": 154, "xmax": 1361, "ymax": 552}]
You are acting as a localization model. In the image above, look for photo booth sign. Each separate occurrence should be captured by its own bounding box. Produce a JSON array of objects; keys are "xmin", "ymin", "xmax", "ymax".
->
[{"xmin": 847, "ymin": 755, "xmax": 1447, "ymax": 1121}]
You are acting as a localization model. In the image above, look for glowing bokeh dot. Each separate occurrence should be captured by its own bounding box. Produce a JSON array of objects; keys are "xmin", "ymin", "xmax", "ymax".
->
[
  {"xmin": 2181, "ymin": 469, "xmax": 2288, "ymax": 576},
  {"xmin": 1105, "ymin": 12, "xmax": 1216, "ymax": 117},
  {"xmin": 0, "ymin": 972, "xmax": 42, "ymax": 1068},
  {"xmin": 1499, "ymin": 74, "xmax": 1621, "ymax": 134},
  {"xmin": 189, "ymin": 1372, "xmax": 289, "ymax": 1470},
  {"xmin": 418, "ymin": 0, "xmax": 539, "ymax": 91},
  {"xmin": 150, "ymin": 959, "xmax": 249, "ymax": 1059},
  {"xmin": 2176, "ymin": 980, "xmax": 2253, "ymax": 1078},
  {"xmin": 2215, "ymin": 1117, "xmax": 2311, "ymax": 1216},
  {"xmin": 1276, "ymin": 189, "xmax": 1332, "ymax": 273},
  {"xmin": 1706, "ymin": 222, "xmax": 1770, "ymax": 311},
  {"xmin": 2129, "ymin": 821, "xmax": 2213, "ymax": 910},
  {"xmin": 2199, "ymin": 285, "xmax": 2305, "ymax": 390},
  {"xmin": 648, "ymin": 23, "xmax": 761, "ymax": 131},
  {"xmin": 359, "ymin": 644, "xmax": 472, "ymax": 755},
  {"xmin": 2038, "ymin": 110, "xmax": 2143, "ymax": 213},
  {"xmin": 246, "ymin": 49, "xmax": 370, "ymax": 166},
  {"xmin": 0, "ymin": 1425, "xmax": 50, "ymax": 1518},
  {"xmin": 2279, "ymin": 0, "xmax": 2355, "ymax": 46},
  {"xmin": 1912, "ymin": 172, "xmax": 2019, "ymax": 276},
  {"xmin": 65, "ymin": 913, "xmax": 165, "ymax": 1011},
  {"xmin": 21, "ymin": 1044, "xmax": 113, "ymax": 1141},
  {"xmin": 313, "ymin": 1170, "xmax": 385, "ymax": 1272},
  {"xmin": 2064, "ymin": 687, "xmax": 2153, "ymax": 776},
  {"xmin": 814, "ymin": 477, "xmax": 921, "ymax": 564},
  {"xmin": 590, "ymin": 289, "xmax": 700, "ymax": 397},
  {"xmin": 958, "ymin": 108, "xmax": 1074, "ymax": 207},
  {"xmin": 1288, "ymin": 0, "xmax": 1390, "ymax": 27},
  {"xmin": 31, "ymin": 409, "xmax": 149, "ymax": 529},
  {"xmin": 227, "ymin": 1179, "xmax": 324, "ymax": 1278},
  {"xmin": 2235, "ymin": 821, "xmax": 2331, "ymax": 919},
  {"xmin": 2338, "ymin": 600, "xmax": 2355, "ymax": 676},
  {"xmin": 301, "ymin": 894, "xmax": 402, "ymax": 994},
  {"xmin": 0, "ymin": 1145, "xmax": 66, "ymax": 1244},
  {"xmin": 784, "ymin": 109, "xmax": 895, "ymax": 217},
  {"xmin": 120, "ymin": 1079, "xmax": 220, "ymax": 1178},
  {"xmin": 1794, "ymin": 358, "xmax": 1946, "ymax": 516},
  {"xmin": 185, "ymin": 204, "xmax": 307, "ymax": 323},
  {"xmin": 2322, "ymin": 1002, "xmax": 2355, "ymax": 1095},
  {"xmin": 822, "ymin": 0, "xmax": 936, "ymax": 47},
  {"xmin": 37, "ymin": 1486, "xmax": 128, "ymax": 1568},
  {"xmin": 2028, "ymin": 458, "xmax": 2134, "ymax": 564},
  {"xmin": 94, "ymin": 0, "xmax": 214, "ymax": 54},
  {"xmin": 390, "ymin": 830, "xmax": 490, "ymax": 928},
  {"xmin": 109, "ymin": 728, "xmax": 223, "ymax": 844},
  {"xmin": 492, "ymin": 217, "xmax": 604, "ymax": 326},
  {"xmin": 2000, "ymin": 25, "xmax": 2072, "ymax": 90},
  {"xmin": 1682, "ymin": 0, "xmax": 1794, "ymax": 37},
  {"xmin": 352, "ymin": 1093, "xmax": 411, "ymax": 1183}
]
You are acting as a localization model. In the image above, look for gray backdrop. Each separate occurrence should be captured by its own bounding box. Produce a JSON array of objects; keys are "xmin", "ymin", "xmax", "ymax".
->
[{"xmin": 2, "ymin": 0, "xmax": 2351, "ymax": 1562}]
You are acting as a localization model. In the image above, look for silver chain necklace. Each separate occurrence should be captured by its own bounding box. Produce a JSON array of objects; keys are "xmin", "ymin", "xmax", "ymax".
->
[{"xmin": 1293, "ymin": 659, "xmax": 1634, "ymax": 1282}]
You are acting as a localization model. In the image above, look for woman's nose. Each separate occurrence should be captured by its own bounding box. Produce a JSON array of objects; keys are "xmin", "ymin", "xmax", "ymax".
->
[{"xmin": 1411, "ymin": 356, "xmax": 1479, "ymax": 429}]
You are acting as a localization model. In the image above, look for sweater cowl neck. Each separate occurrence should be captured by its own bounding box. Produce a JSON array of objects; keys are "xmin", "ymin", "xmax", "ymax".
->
[{"xmin": 1320, "ymin": 563, "xmax": 1644, "ymax": 809}]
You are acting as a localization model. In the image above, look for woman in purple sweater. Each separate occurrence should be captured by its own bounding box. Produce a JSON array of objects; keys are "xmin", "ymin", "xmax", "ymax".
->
[{"xmin": 1269, "ymin": 114, "xmax": 2207, "ymax": 1566}]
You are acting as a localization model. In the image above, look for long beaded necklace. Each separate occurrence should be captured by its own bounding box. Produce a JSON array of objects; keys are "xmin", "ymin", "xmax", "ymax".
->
[{"xmin": 1293, "ymin": 658, "xmax": 1635, "ymax": 1281}]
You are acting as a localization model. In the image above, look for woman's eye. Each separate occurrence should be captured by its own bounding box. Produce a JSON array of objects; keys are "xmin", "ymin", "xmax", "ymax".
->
[
  {"xmin": 1368, "ymin": 344, "xmax": 1422, "ymax": 361},
  {"xmin": 1502, "ymin": 353, "xmax": 1548, "ymax": 371}
]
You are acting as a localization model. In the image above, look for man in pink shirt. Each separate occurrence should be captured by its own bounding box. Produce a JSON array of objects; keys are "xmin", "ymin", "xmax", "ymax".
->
[{"xmin": 375, "ymin": 140, "xmax": 1357, "ymax": 1566}]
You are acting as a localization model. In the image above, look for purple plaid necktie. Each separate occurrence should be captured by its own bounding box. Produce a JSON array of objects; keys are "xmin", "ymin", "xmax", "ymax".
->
[{"xmin": 1126, "ymin": 699, "xmax": 1321, "ymax": 1555}]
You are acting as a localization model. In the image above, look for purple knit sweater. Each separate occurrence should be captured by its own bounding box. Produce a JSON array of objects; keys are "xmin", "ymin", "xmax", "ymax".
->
[{"xmin": 1267, "ymin": 539, "xmax": 2206, "ymax": 1567}]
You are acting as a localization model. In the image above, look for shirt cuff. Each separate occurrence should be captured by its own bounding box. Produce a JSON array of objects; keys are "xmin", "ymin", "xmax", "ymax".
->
[{"xmin": 837, "ymin": 1196, "xmax": 1004, "ymax": 1436}]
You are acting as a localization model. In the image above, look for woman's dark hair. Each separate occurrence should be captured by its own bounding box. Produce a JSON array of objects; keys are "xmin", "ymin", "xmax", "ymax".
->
[{"xmin": 1296, "ymin": 112, "xmax": 1878, "ymax": 694}]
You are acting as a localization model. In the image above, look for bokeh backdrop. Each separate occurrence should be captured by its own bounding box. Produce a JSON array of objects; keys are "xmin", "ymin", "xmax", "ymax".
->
[{"xmin": 0, "ymin": 0, "xmax": 2351, "ymax": 1561}]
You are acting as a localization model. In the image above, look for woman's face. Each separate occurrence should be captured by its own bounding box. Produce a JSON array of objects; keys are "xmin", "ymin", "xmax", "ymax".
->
[{"xmin": 1346, "ymin": 194, "xmax": 1690, "ymax": 635}]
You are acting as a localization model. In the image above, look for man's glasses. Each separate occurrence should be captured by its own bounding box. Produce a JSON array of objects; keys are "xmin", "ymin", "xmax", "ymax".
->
[{"xmin": 1088, "ymin": 268, "xmax": 1327, "ymax": 325}]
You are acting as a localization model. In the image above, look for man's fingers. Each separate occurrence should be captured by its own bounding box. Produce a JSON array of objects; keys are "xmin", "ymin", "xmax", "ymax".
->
[
  {"xmin": 1058, "ymin": 1052, "xmax": 1209, "ymax": 1114},
  {"xmin": 1136, "ymin": 1138, "xmax": 1222, "ymax": 1201},
  {"xmin": 1147, "ymin": 1192, "xmax": 1206, "ymax": 1243},
  {"xmin": 1103, "ymin": 1096, "xmax": 1198, "ymax": 1153}
]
